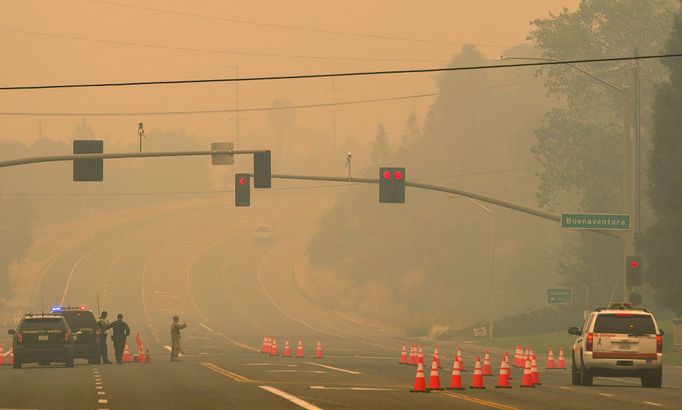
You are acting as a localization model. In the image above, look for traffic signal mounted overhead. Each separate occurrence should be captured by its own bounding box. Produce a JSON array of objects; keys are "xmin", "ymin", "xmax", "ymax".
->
[
  {"xmin": 73, "ymin": 140, "xmax": 103, "ymax": 181},
  {"xmin": 626, "ymin": 256, "xmax": 643, "ymax": 287},
  {"xmin": 379, "ymin": 167, "xmax": 405, "ymax": 203},
  {"xmin": 235, "ymin": 174, "xmax": 250, "ymax": 207},
  {"xmin": 253, "ymin": 151, "xmax": 271, "ymax": 188}
]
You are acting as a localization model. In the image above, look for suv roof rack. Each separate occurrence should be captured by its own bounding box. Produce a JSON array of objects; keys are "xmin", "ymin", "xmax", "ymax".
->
[{"xmin": 594, "ymin": 302, "xmax": 650, "ymax": 313}]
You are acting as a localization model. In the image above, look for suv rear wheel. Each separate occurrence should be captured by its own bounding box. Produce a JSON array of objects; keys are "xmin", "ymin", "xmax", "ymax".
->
[
  {"xmin": 641, "ymin": 369, "xmax": 662, "ymax": 388},
  {"xmin": 88, "ymin": 356, "xmax": 99, "ymax": 365},
  {"xmin": 65, "ymin": 355, "xmax": 74, "ymax": 368},
  {"xmin": 580, "ymin": 354, "xmax": 593, "ymax": 386},
  {"xmin": 12, "ymin": 357, "xmax": 21, "ymax": 369},
  {"xmin": 571, "ymin": 355, "xmax": 581, "ymax": 385}
]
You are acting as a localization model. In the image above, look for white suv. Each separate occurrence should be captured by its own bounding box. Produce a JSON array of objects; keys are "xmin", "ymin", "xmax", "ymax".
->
[{"xmin": 568, "ymin": 302, "xmax": 663, "ymax": 387}]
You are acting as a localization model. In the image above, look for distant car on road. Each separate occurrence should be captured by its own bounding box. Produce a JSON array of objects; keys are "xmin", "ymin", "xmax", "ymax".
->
[
  {"xmin": 52, "ymin": 306, "xmax": 101, "ymax": 364},
  {"xmin": 254, "ymin": 224, "xmax": 274, "ymax": 244},
  {"xmin": 569, "ymin": 302, "xmax": 663, "ymax": 387},
  {"xmin": 8, "ymin": 313, "xmax": 75, "ymax": 368}
]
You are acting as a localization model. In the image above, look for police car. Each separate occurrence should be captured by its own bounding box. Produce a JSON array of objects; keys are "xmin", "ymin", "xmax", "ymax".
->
[
  {"xmin": 568, "ymin": 302, "xmax": 663, "ymax": 387},
  {"xmin": 8, "ymin": 313, "xmax": 75, "ymax": 368},
  {"xmin": 52, "ymin": 306, "xmax": 101, "ymax": 364}
]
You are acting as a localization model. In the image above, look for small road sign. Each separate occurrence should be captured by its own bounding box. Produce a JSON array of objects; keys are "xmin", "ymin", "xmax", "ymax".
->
[
  {"xmin": 211, "ymin": 142, "xmax": 234, "ymax": 165},
  {"xmin": 561, "ymin": 213, "xmax": 630, "ymax": 230},
  {"xmin": 547, "ymin": 288, "xmax": 572, "ymax": 304}
]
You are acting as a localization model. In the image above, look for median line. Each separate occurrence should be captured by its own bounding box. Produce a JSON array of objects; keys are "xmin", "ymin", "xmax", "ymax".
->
[
  {"xmin": 306, "ymin": 362, "xmax": 362, "ymax": 375},
  {"xmin": 202, "ymin": 362, "xmax": 252, "ymax": 382},
  {"xmin": 441, "ymin": 392, "xmax": 518, "ymax": 410},
  {"xmin": 259, "ymin": 386, "xmax": 323, "ymax": 410}
]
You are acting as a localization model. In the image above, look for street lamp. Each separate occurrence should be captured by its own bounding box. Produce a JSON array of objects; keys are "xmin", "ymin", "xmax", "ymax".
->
[
  {"xmin": 502, "ymin": 55, "xmax": 640, "ymax": 303},
  {"xmin": 450, "ymin": 194, "xmax": 495, "ymax": 339}
]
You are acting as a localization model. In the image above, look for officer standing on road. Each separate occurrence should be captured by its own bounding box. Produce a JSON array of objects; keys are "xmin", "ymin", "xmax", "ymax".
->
[
  {"xmin": 97, "ymin": 311, "xmax": 112, "ymax": 364},
  {"xmin": 106, "ymin": 313, "xmax": 130, "ymax": 364},
  {"xmin": 170, "ymin": 315, "xmax": 187, "ymax": 361}
]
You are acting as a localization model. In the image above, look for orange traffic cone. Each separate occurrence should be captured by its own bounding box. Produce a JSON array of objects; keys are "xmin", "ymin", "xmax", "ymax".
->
[
  {"xmin": 447, "ymin": 358, "xmax": 465, "ymax": 390},
  {"xmin": 282, "ymin": 339, "xmax": 292, "ymax": 357},
  {"xmin": 295, "ymin": 340, "xmax": 305, "ymax": 358},
  {"xmin": 427, "ymin": 357, "xmax": 443, "ymax": 390},
  {"xmin": 513, "ymin": 345, "xmax": 523, "ymax": 367},
  {"xmin": 0, "ymin": 344, "xmax": 4, "ymax": 365},
  {"xmin": 408, "ymin": 344, "xmax": 417, "ymax": 365},
  {"xmin": 315, "ymin": 340, "xmax": 324, "ymax": 358},
  {"xmin": 520, "ymin": 356, "xmax": 535, "ymax": 388},
  {"xmin": 531, "ymin": 355, "xmax": 541, "ymax": 385},
  {"xmin": 123, "ymin": 343, "xmax": 131, "ymax": 363},
  {"xmin": 410, "ymin": 362, "xmax": 429, "ymax": 393},
  {"xmin": 434, "ymin": 346, "xmax": 441, "ymax": 369},
  {"xmin": 482, "ymin": 350, "xmax": 493, "ymax": 376},
  {"xmin": 557, "ymin": 347, "xmax": 566, "ymax": 369},
  {"xmin": 495, "ymin": 357, "xmax": 512, "ymax": 388},
  {"xmin": 417, "ymin": 346, "xmax": 423, "ymax": 365},
  {"xmin": 398, "ymin": 345, "xmax": 408, "ymax": 364},
  {"xmin": 9, "ymin": 349, "xmax": 14, "ymax": 365},
  {"xmin": 138, "ymin": 342, "xmax": 145, "ymax": 364},
  {"xmin": 457, "ymin": 347, "xmax": 466, "ymax": 372},
  {"xmin": 261, "ymin": 336, "xmax": 270, "ymax": 354},
  {"xmin": 270, "ymin": 338, "xmax": 278, "ymax": 356},
  {"xmin": 546, "ymin": 348, "xmax": 556, "ymax": 369},
  {"xmin": 145, "ymin": 348, "xmax": 151, "ymax": 364},
  {"xmin": 504, "ymin": 352, "xmax": 513, "ymax": 379},
  {"xmin": 469, "ymin": 356, "xmax": 486, "ymax": 389}
]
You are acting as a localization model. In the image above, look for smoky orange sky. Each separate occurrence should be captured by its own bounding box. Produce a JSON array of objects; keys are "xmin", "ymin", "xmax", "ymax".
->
[{"xmin": 0, "ymin": 0, "xmax": 579, "ymax": 156}]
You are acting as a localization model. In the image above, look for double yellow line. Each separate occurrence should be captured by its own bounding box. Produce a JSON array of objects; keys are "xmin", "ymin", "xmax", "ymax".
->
[
  {"xmin": 442, "ymin": 391, "xmax": 518, "ymax": 410},
  {"xmin": 202, "ymin": 362, "xmax": 252, "ymax": 383}
]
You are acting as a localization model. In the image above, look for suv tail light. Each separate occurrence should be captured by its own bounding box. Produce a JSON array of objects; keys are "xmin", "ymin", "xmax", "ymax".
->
[
  {"xmin": 16, "ymin": 332, "xmax": 23, "ymax": 343},
  {"xmin": 95, "ymin": 329, "xmax": 101, "ymax": 342},
  {"xmin": 586, "ymin": 332, "xmax": 594, "ymax": 352},
  {"xmin": 64, "ymin": 330, "xmax": 72, "ymax": 342},
  {"xmin": 657, "ymin": 334, "xmax": 662, "ymax": 353}
]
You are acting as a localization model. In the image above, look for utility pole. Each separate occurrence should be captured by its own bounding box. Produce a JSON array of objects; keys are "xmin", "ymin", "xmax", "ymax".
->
[
  {"xmin": 235, "ymin": 65, "xmax": 240, "ymax": 148},
  {"xmin": 329, "ymin": 78, "xmax": 338, "ymax": 148}
]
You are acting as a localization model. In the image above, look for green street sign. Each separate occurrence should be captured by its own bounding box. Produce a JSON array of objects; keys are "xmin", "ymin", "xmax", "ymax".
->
[
  {"xmin": 561, "ymin": 213, "xmax": 630, "ymax": 230},
  {"xmin": 547, "ymin": 288, "xmax": 572, "ymax": 304}
]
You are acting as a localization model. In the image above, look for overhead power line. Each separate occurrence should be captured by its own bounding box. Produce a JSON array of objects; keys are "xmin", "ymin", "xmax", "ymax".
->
[
  {"xmin": 0, "ymin": 26, "xmax": 448, "ymax": 64},
  {"xmin": 0, "ymin": 80, "xmax": 536, "ymax": 117},
  {"xmin": 0, "ymin": 53, "xmax": 678, "ymax": 92},
  {"xmin": 90, "ymin": 0, "xmax": 511, "ymax": 49}
]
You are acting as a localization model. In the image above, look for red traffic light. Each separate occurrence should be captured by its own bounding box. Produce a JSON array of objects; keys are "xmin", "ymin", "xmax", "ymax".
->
[
  {"xmin": 383, "ymin": 171, "xmax": 391, "ymax": 180},
  {"xmin": 239, "ymin": 177, "xmax": 247, "ymax": 186},
  {"xmin": 631, "ymin": 260, "xmax": 638, "ymax": 268},
  {"xmin": 393, "ymin": 171, "xmax": 402, "ymax": 179}
]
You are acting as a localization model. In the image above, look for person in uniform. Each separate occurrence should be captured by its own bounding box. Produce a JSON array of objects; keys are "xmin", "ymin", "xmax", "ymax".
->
[
  {"xmin": 106, "ymin": 313, "xmax": 130, "ymax": 364},
  {"xmin": 97, "ymin": 311, "xmax": 112, "ymax": 364},
  {"xmin": 170, "ymin": 316, "xmax": 187, "ymax": 361}
]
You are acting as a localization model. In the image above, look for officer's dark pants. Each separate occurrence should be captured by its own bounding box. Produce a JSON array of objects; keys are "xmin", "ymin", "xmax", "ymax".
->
[
  {"xmin": 113, "ymin": 338, "xmax": 125, "ymax": 364},
  {"xmin": 99, "ymin": 336, "xmax": 110, "ymax": 363}
]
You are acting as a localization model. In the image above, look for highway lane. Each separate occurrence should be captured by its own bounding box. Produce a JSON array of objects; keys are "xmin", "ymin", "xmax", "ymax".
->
[{"xmin": 0, "ymin": 192, "xmax": 681, "ymax": 409}]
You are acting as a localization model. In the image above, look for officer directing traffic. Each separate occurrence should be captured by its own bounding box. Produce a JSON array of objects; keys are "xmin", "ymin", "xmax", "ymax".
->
[
  {"xmin": 170, "ymin": 315, "xmax": 187, "ymax": 361},
  {"xmin": 97, "ymin": 311, "xmax": 112, "ymax": 364},
  {"xmin": 105, "ymin": 313, "xmax": 130, "ymax": 364}
]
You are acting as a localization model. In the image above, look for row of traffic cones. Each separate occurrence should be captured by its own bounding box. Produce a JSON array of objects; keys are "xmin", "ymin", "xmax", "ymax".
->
[
  {"xmin": 260, "ymin": 336, "xmax": 324, "ymax": 358},
  {"xmin": 513, "ymin": 345, "xmax": 566, "ymax": 369},
  {"xmin": 410, "ymin": 351, "xmax": 543, "ymax": 392},
  {"xmin": 400, "ymin": 345, "xmax": 500, "ymax": 375}
]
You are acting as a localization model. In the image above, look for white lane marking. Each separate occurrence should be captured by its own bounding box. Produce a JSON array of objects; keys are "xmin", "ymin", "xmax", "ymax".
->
[
  {"xmin": 199, "ymin": 323, "xmax": 213, "ymax": 333},
  {"xmin": 97, "ymin": 392, "xmax": 106, "ymax": 395},
  {"xmin": 265, "ymin": 370, "xmax": 326, "ymax": 374},
  {"xmin": 599, "ymin": 377, "xmax": 641, "ymax": 385},
  {"xmin": 95, "ymin": 381, "xmax": 102, "ymax": 385},
  {"xmin": 306, "ymin": 362, "xmax": 362, "ymax": 375},
  {"xmin": 242, "ymin": 363, "xmax": 298, "ymax": 367},
  {"xmin": 258, "ymin": 386, "xmax": 322, "ymax": 410},
  {"xmin": 96, "ymin": 386, "xmax": 103, "ymax": 390},
  {"xmin": 310, "ymin": 386, "xmax": 396, "ymax": 391},
  {"xmin": 644, "ymin": 402, "xmax": 663, "ymax": 407},
  {"xmin": 559, "ymin": 386, "xmax": 573, "ymax": 390},
  {"xmin": 98, "ymin": 399, "xmax": 108, "ymax": 404},
  {"xmin": 599, "ymin": 393, "xmax": 614, "ymax": 397}
]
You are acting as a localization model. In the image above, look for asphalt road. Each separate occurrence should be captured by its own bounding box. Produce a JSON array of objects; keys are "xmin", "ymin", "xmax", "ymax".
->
[{"xmin": 1, "ymin": 192, "xmax": 680, "ymax": 409}]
